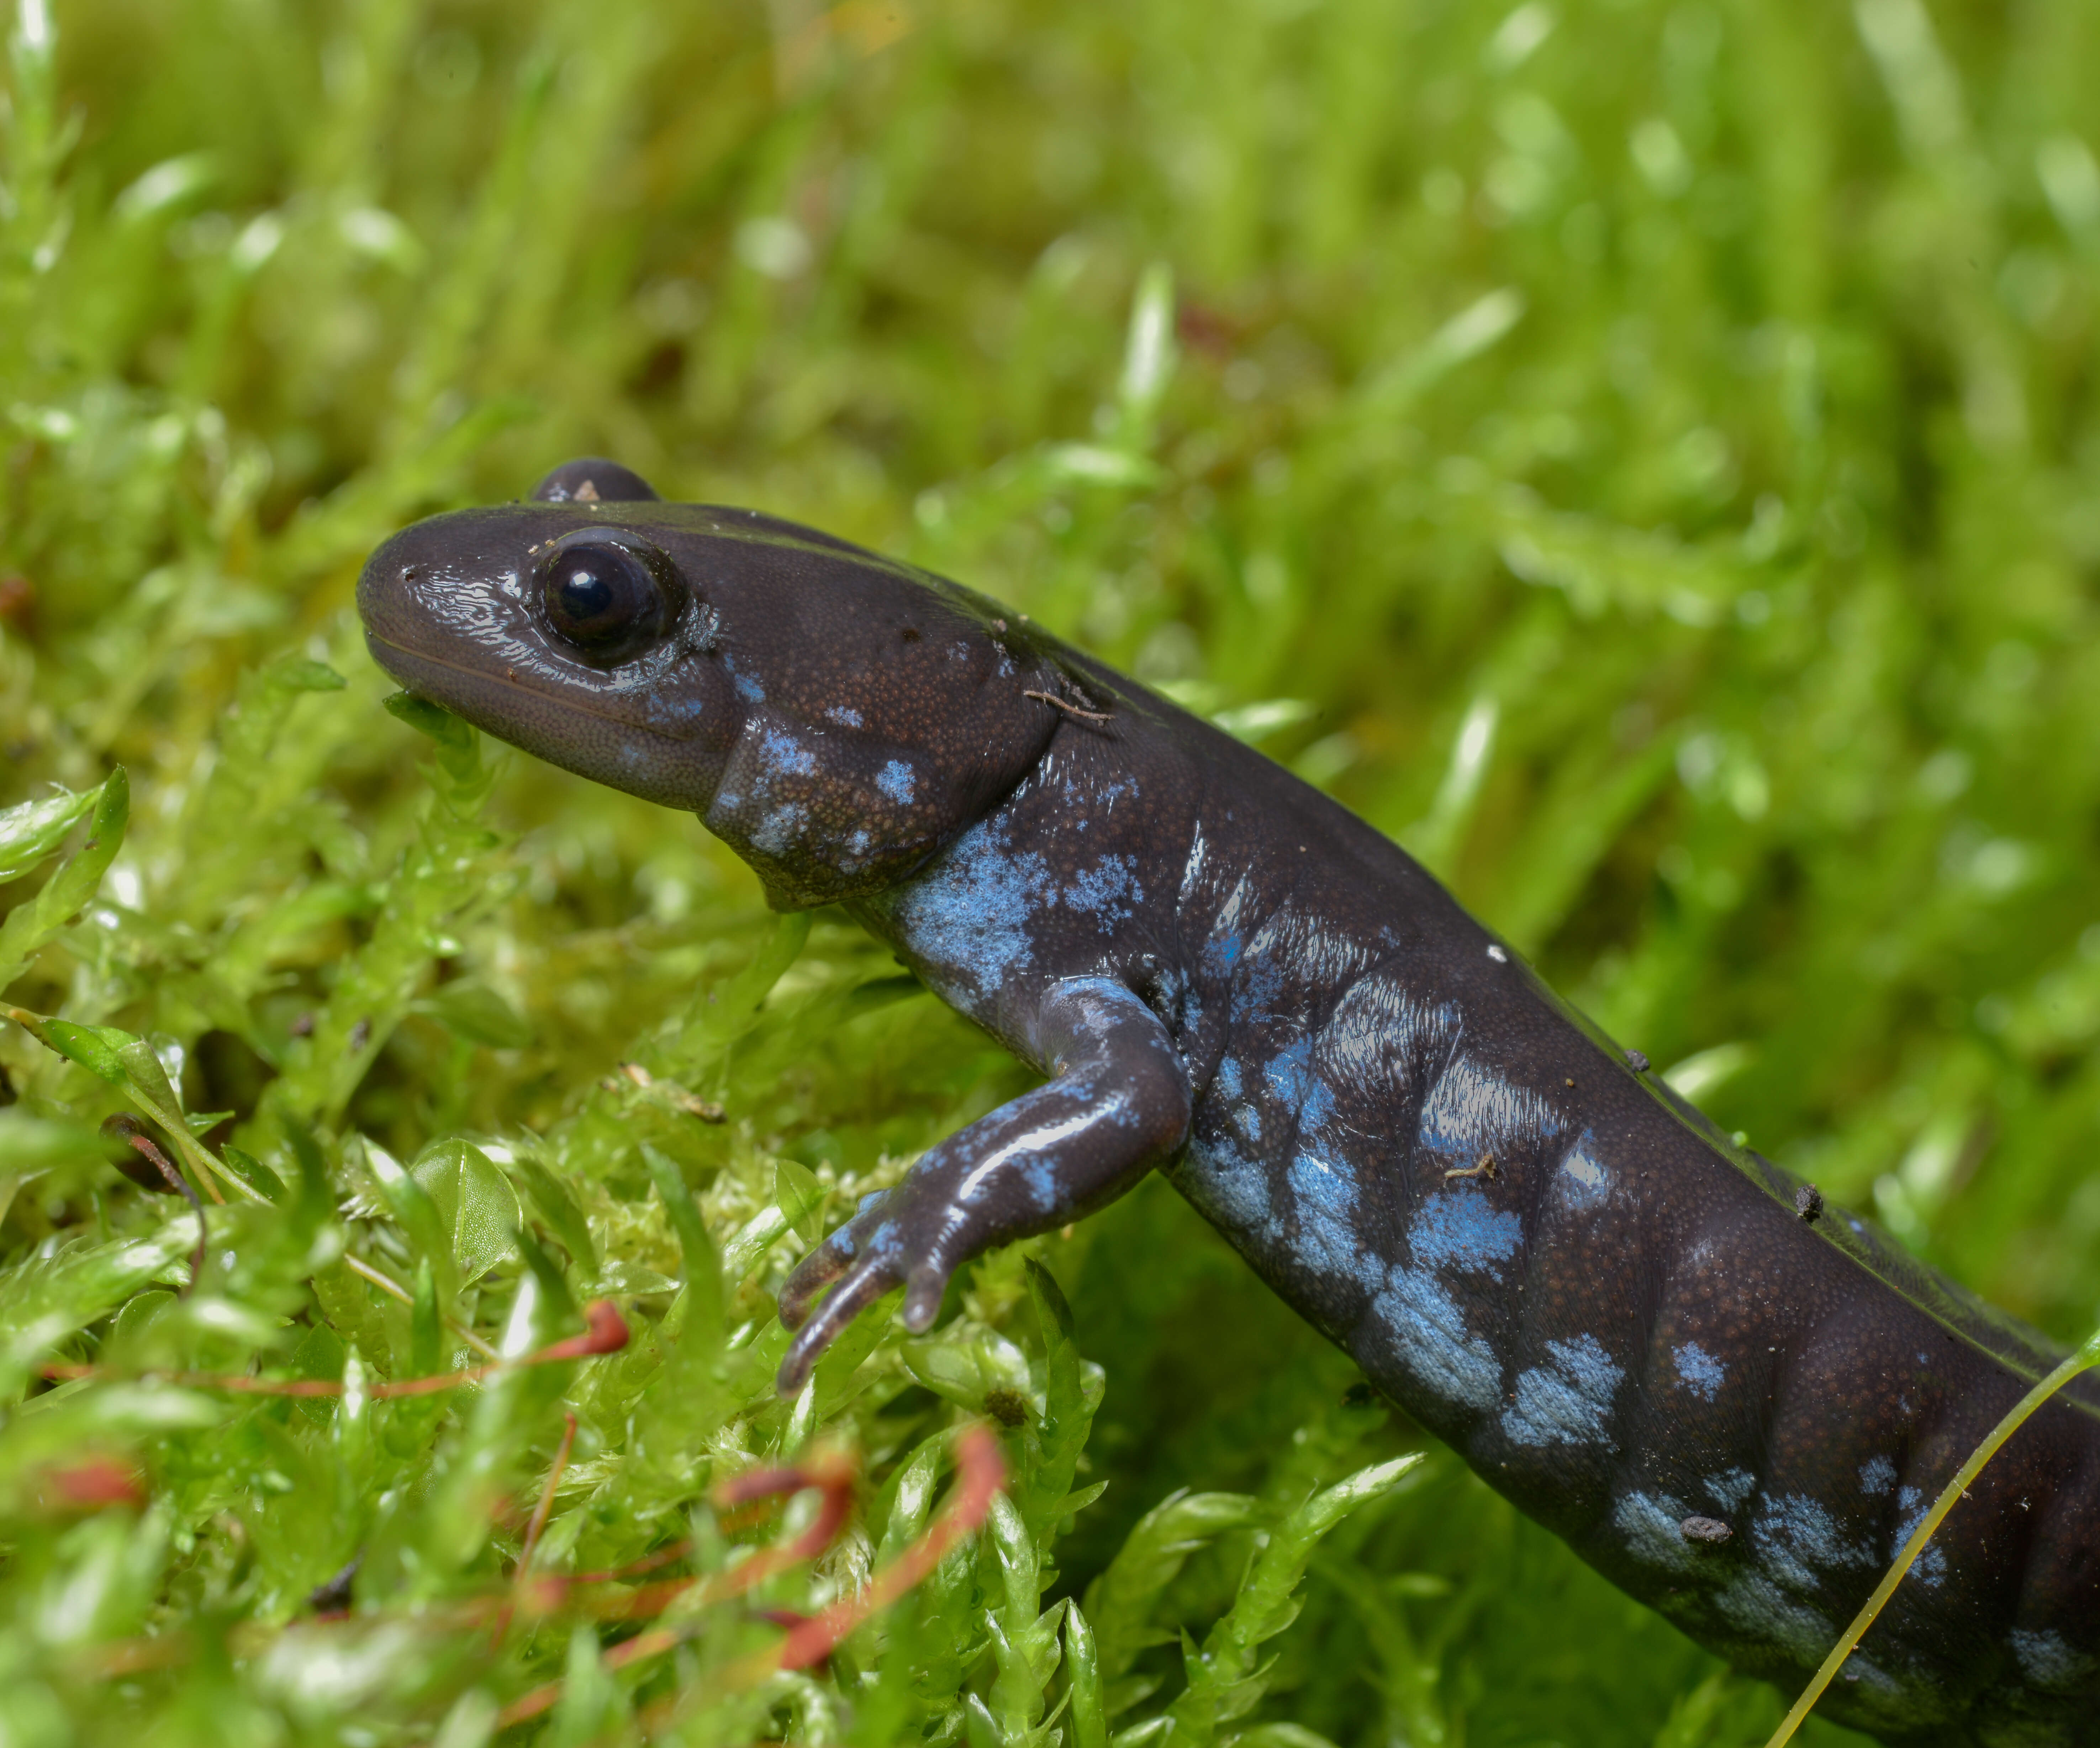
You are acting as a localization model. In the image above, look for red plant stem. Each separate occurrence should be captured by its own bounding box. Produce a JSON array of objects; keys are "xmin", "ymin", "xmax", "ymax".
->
[
  {"xmin": 42, "ymin": 1455, "xmax": 148, "ymax": 1510},
  {"xmin": 522, "ymin": 1415, "xmax": 579, "ymax": 1574},
  {"xmin": 78, "ymin": 1426, "xmax": 1007, "ymax": 1727},
  {"xmin": 511, "ymin": 1425, "xmax": 1009, "ymax": 1732},
  {"xmin": 38, "ymin": 1300, "xmax": 630, "ymax": 1397},
  {"xmin": 714, "ymin": 1449, "xmax": 859, "ymax": 1577},
  {"xmin": 564, "ymin": 1539, "xmax": 693, "ymax": 1585},
  {"xmin": 492, "ymin": 1411, "xmax": 579, "ymax": 1648},
  {"xmin": 494, "ymin": 1449, "xmax": 860, "ymax": 1727},
  {"xmin": 775, "ymin": 1425, "xmax": 1004, "ymax": 1670},
  {"xmin": 106, "ymin": 1118, "xmax": 211, "ymax": 1284},
  {"xmin": 564, "ymin": 1453, "xmax": 864, "ymax": 1619}
]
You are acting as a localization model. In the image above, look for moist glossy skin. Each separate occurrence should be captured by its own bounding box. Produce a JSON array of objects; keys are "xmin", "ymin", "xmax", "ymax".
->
[{"xmin": 358, "ymin": 459, "xmax": 2100, "ymax": 1745}]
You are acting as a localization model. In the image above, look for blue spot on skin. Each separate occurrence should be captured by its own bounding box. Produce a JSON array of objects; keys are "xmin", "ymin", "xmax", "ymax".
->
[
  {"xmin": 1229, "ymin": 954, "xmax": 1288, "ymax": 1030},
  {"xmin": 1840, "ymin": 1656, "xmax": 1911, "ymax": 1707},
  {"xmin": 1215, "ymin": 1058, "xmax": 1242, "ymax": 1100},
  {"xmin": 1502, "ymin": 1334, "xmax": 1624, "ymax": 1447},
  {"xmin": 825, "ymin": 705, "xmax": 864, "ymax": 728},
  {"xmin": 1673, "ymin": 1342, "xmax": 1724, "ymax": 1401},
  {"xmin": 2011, "ymin": 1629, "xmax": 2093, "ymax": 1691},
  {"xmin": 1264, "ymin": 1036, "xmax": 1336, "ymax": 1136},
  {"xmin": 885, "ymin": 817, "xmax": 1051, "ymax": 1006},
  {"xmin": 875, "ymin": 759, "xmax": 916, "ymax": 804},
  {"xmin": 751, "ymin": 802, "xmax": 808, "ymax": 854},
  {"xmin": 1062, "ymin": 853, "xmax": 1143, "ymax": 931},
  {"xmin": 1285, "ymin": 1152, "xmax": 1358, "ymax": 1277},
  {"xmin": 885, "ymin": 811, "xmax": 1161, "ymax": 1008},
  {"xmin": 1361, "ymin": 1187, "xmax": 1522, "ymax": 1413},
  {"xmin": 1712, "ymin": 1570, "xmax": 1832, "ymax": 1662},
  {"xmin": 1183, "ymin": 1131, "xmax": 1272, "ymax": 1232},
  {"xmin": 1859, "ymin": 1455, "xmax": 1896, "ymax": 1496},
  {"xmin": 1023, "ymin": 1158, "xmax": 1062, "ymax": 1211},
  {"xmin": 1614, "ymin": 1491, "xmax": 1695, "ymax": 1573},
  {"xmin": 1408, "ymin": 1190, "xmax": 1522, "ymax": 1279},
  {"xmin": 713, "ymin": 718, "xmax": 829, "ymax": 859},
  {"xmin": 1706, "ymin": 1468, "xmax": 1755, "ymax": 1511},
  {"xmin": 1266, "ymin": 1035, "xmax": 1315, "ymax": 1100},
  {"xmin": 723, "ymin": 656, "xmax": 765, "ymax": 703},
  {"xmin": 758, "ymin": 724, "xmax": 817, "ymax": 776},
  {"xmin": 1368, "ymin": 1265, "xmax": 1504, "ymax": 1413},
  {"xmin": 1198, "ymin": 874, "xmax": 1260, "ymax": 982},
  {"xmin": 1752, "ymin": 1494, "xmax": 1874, "ymax": 1591}
]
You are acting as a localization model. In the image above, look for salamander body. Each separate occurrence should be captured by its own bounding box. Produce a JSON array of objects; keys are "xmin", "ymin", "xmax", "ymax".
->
[{"xmin": 357, "ymin": 458, "xmax": 2100, "ymax": 1744}]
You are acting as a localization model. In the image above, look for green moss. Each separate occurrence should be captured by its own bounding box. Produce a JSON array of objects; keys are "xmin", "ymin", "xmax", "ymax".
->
[{"xmin": 5, "ymin": 0, "xmax": 2097, "ymax": 1739}]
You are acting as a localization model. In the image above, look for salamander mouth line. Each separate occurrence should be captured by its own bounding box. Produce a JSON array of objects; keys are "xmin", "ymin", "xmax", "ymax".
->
[{"xmin": 364, "ymin": 627, "xmax": 684, "ymax": 738}]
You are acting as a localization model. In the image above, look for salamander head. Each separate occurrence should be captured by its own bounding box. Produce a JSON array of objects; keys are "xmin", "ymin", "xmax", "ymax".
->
[{"xmin": 357, "ymin": 458, "xmax": 1061, "ymax": 906}]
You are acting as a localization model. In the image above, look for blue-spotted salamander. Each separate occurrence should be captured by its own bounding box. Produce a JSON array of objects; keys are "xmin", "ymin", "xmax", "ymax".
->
[{"xmin": 356, "ymin": 458, "xmax": 2100, "ymax": 1745}]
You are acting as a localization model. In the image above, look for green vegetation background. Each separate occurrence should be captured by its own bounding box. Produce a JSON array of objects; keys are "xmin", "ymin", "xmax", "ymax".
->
[{"xmin": 2, "ymin": 0, "xmax": 2096, "ymax": 1741}]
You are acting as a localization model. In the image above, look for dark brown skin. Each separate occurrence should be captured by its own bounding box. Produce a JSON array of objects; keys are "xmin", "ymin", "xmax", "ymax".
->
[{"xmin": 358, "ymin": 459, "xmax": 2100, "ymax": 1745}]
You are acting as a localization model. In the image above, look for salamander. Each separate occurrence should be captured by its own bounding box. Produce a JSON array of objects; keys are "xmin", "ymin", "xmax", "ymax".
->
[{"xmin": 356, "ymin": 458, "xmax": 2100, "ymax": 1745}]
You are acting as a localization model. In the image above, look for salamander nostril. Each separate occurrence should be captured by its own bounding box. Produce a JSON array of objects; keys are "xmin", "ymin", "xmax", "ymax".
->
[{"xmin": 402, "ymin": 564, "xmax": 421, "ymax": 583}]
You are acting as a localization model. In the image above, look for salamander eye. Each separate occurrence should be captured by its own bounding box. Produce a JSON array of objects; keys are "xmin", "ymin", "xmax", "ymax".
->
[{"xmin": 537, "ymin": 533, "xmax": 680, "ymax": 663}]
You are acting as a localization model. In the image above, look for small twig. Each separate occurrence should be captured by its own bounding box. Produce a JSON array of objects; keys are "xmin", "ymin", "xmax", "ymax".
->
[
  {"xmin": 1444, "ymin": 1155, "xmax": 1497, "ymax": 1183},
  {"xmin": 1024, "ymin": 688, "xmax": 1113, "ymax": 724},
  {"xmin": 40, "ymin": 1301, "xmax": 629, "ymax": 1399},
  {"xmin": 614, "ymin": 1060, "xmax": 725, "ymax": 1122},
  {"xmin": 103, "ymin": 1115, "xmax": 207, "ymax": 1291},
  {"xmin": 493, "ymin": 1411, "xmax": 579, "ymax": 1647}
]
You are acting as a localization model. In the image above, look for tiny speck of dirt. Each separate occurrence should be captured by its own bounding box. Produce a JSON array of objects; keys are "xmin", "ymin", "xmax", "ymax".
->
[
  {"xmin": 1625, "ymin": 1049, "xmax": 1650, "ymax": 1072},
  {"xmin": 306, "ymin": 1555, "xmax": 362, "ymax": 1613},
  {"xmin": 1795, "ymin": 1183, "xmax": 1824, "ymax": 1223},
  {"xmin": 982, "ymin": 1387, "xmax": 1029, "ymax": 1428},
  {"xmin": 1679, "ymin": 1516, "xmax": 1732, "ymax": 1544}
]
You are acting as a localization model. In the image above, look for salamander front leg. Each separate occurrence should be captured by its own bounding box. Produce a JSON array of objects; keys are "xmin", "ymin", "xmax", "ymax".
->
[{"xmin": 775, "ymin": 978, "xmax": 1191, "ymax": 1394}]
